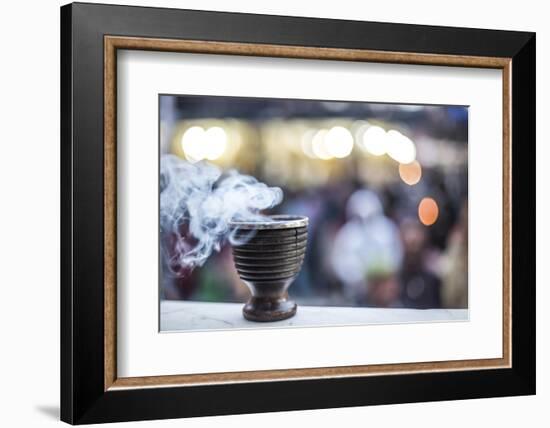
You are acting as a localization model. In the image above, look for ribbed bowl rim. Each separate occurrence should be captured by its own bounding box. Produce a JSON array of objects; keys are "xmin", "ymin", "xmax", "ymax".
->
[{"xmin": 229, "ymin": 215, "xmax": 308, "ymax": 230}]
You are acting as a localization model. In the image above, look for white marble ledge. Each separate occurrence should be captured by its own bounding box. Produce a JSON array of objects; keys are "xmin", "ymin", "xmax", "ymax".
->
[{"xmin": 161, "ymin": 300, "xmax": 468, "ymax": 332}]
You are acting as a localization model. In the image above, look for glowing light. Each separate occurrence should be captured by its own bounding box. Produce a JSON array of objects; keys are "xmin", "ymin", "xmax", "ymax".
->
[
  {"xmin": 324, "ymin": 126, "xmax": 354, "ymax": 158},
  {"xmin": 300, "ymin": 129, "xmax": 317, "ymax": 159},
  {"xmin": 386, "ymin": 130, "xmax": 416, "ymax": 164},
  {"xmin": 418, "ymin": 197, "xmax": 439, "ymax": 226},
  {"xmin": 361, "ymin": 125, "xmax": 387, "ymax": 156},
  {"xmin": 181, "ymin": 125, "xmax": 227, "ymax": 162},
  {"xmin": 398, "ymin": 161, "xmax": 422, "ymax": 185},
  {"xmin": 181, "ymin": 126, "xmax": 206, "ymax": 162},
  {"xmin": 204, "ymin": 126, "xmax": 227, "ymax": 160},
  {"xmin": 311, "ymin": 130, "xmax": 333, "ymax": 160}
]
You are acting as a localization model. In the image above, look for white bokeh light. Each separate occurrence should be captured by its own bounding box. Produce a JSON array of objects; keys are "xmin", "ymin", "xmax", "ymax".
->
[
  {"xmin": 324, "ymin": 126, "xmax": 354, "ymax": 158},
  {"xmin": 311, "ymin": 129, "xmax": 332, "ymax": 160},
  {"xmin": 204, "ymin": 126, "xmax": 227, "ymax": 160},
  {"xmin": 361, "ymin": 125, "xmax": 387, "ymax": 156},
  {"xmin": 386, "ymin": 129, "xmax": 416, "ymax": 164},
  {"xmin": 181, "ymin": 125, "xmax": 227, "ymax": 162},
  {"xmin": 300, "ymin": 129, "xmax": 317, "ymax": 159},
  {"xmin": 181, "ymin": 126, "xmax": 206, "ymax": 162}
]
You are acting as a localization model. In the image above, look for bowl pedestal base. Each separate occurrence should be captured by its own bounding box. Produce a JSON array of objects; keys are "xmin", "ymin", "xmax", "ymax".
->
[{"xmin": 243, "ymin": 296, "xmax": 297, "ymax": 322}]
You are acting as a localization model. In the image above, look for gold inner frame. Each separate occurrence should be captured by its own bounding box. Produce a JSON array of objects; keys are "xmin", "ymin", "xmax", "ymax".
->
[{"xmin": 104, "ymin": 35, "xmax": 512, "ymax": 391}]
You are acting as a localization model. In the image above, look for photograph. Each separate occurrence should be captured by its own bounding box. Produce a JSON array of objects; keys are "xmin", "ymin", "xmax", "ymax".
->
[
  {"xmin": 159, "ymin": 94, "xmax": 469, "ymax": 331},
  {"xmin": 56, "ymin": 2, "xmax": 536, "ymax": 424}
]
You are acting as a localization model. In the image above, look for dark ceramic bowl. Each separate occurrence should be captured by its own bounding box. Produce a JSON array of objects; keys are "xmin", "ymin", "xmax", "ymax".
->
[{"xmin": 229, "ymin": 215, "xmax": 308, "ymax": 322}]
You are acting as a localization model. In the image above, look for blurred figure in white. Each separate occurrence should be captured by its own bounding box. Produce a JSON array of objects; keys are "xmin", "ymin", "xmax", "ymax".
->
[{"xmin": 331, "ymin": 190, "xmax": 403, "ymax": 307}]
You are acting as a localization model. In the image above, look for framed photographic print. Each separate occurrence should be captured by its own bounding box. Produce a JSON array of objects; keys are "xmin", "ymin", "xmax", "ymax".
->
[{"xmin": 60, "ymin": 2, "xmax": 535, "ymax": 424}]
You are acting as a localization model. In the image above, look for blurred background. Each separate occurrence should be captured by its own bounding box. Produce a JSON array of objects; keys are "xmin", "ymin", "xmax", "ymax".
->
[{"xmin": 160, "ymin": 94, "xmax": 468, "ymax": 309}]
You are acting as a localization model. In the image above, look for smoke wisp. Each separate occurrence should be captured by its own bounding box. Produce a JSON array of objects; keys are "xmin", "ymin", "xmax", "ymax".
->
[{"xmin": 160, "ymin": 154, "xmax": 283, "ymax": 274}]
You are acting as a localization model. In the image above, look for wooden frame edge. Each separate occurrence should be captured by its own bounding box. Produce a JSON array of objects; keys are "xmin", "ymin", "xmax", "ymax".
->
[
  {"xmin": 110, "ymin": 357, "xmax": 508, "ymax": 390},
  {"xmin": 104, "ymin": 36, "xmax": 117, "ymax": 390},
  {"xmin": 103, "ymin": 35, "xmax": 512, "ymax": 391},
  {"xmin": 105, "ymin": 36, "xmax": 510, "ymax": 68},
  {"xmin": 502, "ymin": 61, "xmax": 512, "ymax": 369}
]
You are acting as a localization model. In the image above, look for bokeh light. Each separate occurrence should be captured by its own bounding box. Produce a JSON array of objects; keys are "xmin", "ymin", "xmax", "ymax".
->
[
  {"xmin": 204, "ymin": 126, "xmax": 227, "ymax": 160},
  {"xmin": 399, "ymin": 160, "xmax": 422, "ymax": 185},
  {"xmin": 181, "ymin": 126, "xmax": 205, "ymax": 162},
  {"xmin": 311, "ymin": 129, "xmax": 333, "ymax": 160},
  {"xmin": 181, "ymin": 125, "xmax": 227, "ymax": 162},
  {"xmin": 300, "ymin": 129, "xmax": 317, "ymax": 159},
  {"xmin": 325, "ymin": 126, "xmax": 354, "ymax": 158},
  {"xmin": 386, "ymin": 129, "xmax": 416, "ymax": 164},
  {"xmin": 361, "ymin": 125, "xmax": 387, "ymax": 156},
  {"xmin": 418, "ymin": 197, "xmax": 439, "ymax": 226}
]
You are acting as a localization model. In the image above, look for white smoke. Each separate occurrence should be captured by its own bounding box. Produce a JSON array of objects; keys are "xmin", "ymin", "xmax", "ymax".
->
[{"xmin": 160, "ymin": 154, "xmax": 283, "ymax": 274}]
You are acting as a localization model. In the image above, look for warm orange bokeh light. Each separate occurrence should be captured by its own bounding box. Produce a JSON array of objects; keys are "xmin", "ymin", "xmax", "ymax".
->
[
  {"xmin": 398, "ymin": 161, "xmax": 422, "ymax": 185},
  {"xmin": 418, "ymin": 197, "xmax": 439, "ymax": 226}
]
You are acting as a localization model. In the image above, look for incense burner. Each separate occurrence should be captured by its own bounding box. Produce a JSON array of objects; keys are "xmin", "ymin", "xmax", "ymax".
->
[{"xmin": 230, "ymin": 215, "xmax": 308, "ymax": 322}]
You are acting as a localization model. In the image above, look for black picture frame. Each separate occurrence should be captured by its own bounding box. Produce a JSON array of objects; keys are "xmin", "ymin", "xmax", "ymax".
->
[{"xmin": 61, "ymin": 2, "xmax": 535, "ymax": 424}]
